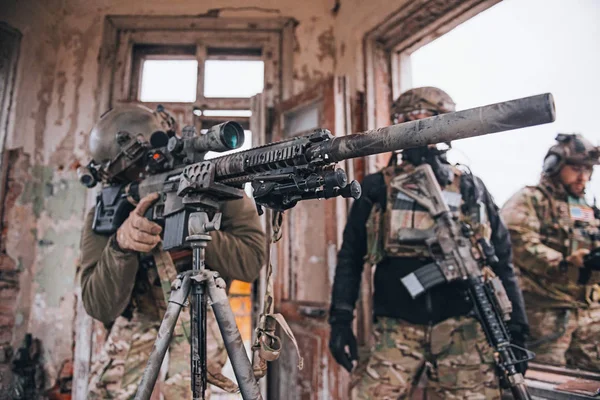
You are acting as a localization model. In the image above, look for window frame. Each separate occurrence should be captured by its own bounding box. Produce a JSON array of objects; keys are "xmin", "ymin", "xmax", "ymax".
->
[
  {"xmin": 99, "ymin": 15, "xmax": 297, "ymax": 117},
  {"xmin": 121, "ymin": 31, "xmax": 277, "ymax": 111},
  {"xmin": 362, "ymin": 0, "xmax": 501, "ymax": 173}
]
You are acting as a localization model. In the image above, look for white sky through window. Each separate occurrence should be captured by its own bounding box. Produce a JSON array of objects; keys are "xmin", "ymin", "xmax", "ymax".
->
[
  {"xmin": 204, "ymin": 60, "xmax": 264, "ymax": 98},
  {"xmin": 140, "ymin": 59, "xmax": 197, "ymax": 102},
  {"xmin": 410, "ymin": 0, "xmax": 600, "ymax": 206}
]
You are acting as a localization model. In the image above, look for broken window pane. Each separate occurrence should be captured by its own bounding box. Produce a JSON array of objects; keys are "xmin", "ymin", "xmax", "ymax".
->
[
  {"xmin": 204, "ymin": 60, "xmax": 264, "ymax": 98},
  {"xmin": 139, "ymin": 59, "xmax": 197, "ymax": 102}
]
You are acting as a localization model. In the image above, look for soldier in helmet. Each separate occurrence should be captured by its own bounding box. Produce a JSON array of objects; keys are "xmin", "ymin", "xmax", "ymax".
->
[
  {"xmin": 328, "ymin": 87, "xmax": 529, "ymax": 399},
  {"xmin": 501, "ymin": 133, "xmax": 600, "ymax": 370},
  {"xmin": 79, "ymin": 104, "xmax": 265, "ymax": 399}
]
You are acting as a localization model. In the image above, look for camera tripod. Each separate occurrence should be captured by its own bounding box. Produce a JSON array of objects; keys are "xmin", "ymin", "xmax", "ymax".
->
[{"xmin": 134, "ymin": 211, "xmax": 263, "ymax": 400}]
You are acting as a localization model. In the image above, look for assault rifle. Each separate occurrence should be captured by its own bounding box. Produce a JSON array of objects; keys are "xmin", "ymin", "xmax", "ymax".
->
[
  {"xmin": 398, "ymin": 164, "xmax": 535, "ymax": 400},
  {"xmin": 79, "ymin": 93, "xmax": 555, "ymax": 400}
]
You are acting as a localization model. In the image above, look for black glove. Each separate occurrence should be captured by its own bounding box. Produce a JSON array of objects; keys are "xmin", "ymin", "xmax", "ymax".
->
[
  {"xmin": 579, "ymin": 248, "xmax": 600, "ymax": 284},
  {"xmin": 508, "ymin": 323, "xmax": 529, "ymax": 376},
  {"xmin": 584, "ymin": 247, "xmax": 600, "ymax": 271},
  {"xmin": 328, "ymin": 308, "xmax": 358, "ymax": 372}
]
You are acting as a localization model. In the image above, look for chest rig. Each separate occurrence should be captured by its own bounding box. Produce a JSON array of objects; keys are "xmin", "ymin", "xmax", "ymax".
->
[
  {"xmin": 568, "ymin": 197, "xmax": 600, "ymax": 254},
  {"xmin": 532, "ymin": 180, "xmax": 600, "ymax": 306},
  {"xmin": 366, "ymin": 163, "xmax": 492, "ymax": 264},
  {"xmin": 535, "ymin": 182, "xmax": 600, "ymax": 284}
]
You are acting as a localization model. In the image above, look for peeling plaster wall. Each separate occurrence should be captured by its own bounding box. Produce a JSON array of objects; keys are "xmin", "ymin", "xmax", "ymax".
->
[
  {"xmin": 333, "ymin": 0, "xmax": 412, "ymax": 98},
  {"xmin": 0, "ymin": 0, "xmax": 411, "ymax": 393},
  {"xmin": 2, "ymin": 0, "xmax": 340, "ymax": 162}
]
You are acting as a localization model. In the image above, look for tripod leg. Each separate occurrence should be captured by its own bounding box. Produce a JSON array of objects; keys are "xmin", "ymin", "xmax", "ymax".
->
[
  {"xmin": 191, "ymin": 271, "xmax": 207, "ymax": 399},
  {"xmin": 206, "ymin": 273, "xmax": 263, "ymax": 400},
  {"xmin": 135, "ymin": 273, "xmax": 192, "ymax": 400}
]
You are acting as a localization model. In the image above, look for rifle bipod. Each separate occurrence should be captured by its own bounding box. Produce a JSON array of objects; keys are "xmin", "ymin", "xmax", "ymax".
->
[{"xmin": 135, "ymin": 211, "xmax": 263, "ymax": 400}]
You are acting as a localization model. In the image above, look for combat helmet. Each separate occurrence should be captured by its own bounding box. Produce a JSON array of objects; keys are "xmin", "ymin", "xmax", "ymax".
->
[
  {"xmin": 543, "ymin": 133, "xmax": 600, "ymax": 176},
  {"xmin": 390, "ymin": 87, "xmax": 456, "ymax": 186},
  {"xmin": 391, "ymin": 86, "xmax": 456, "ymax": 124},
  {"xmin": 89, "ymin": 104, "xmax": 167, "ymax": 164},
  {"xmin": 79, "ymin": 104, "xmax": 173, "ymax": 186}
]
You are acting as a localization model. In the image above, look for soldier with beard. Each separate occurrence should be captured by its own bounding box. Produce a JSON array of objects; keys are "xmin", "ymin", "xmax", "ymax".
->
[{"xmin": 502, "ymin": 134, "xmax": 600, "ymax": 370}]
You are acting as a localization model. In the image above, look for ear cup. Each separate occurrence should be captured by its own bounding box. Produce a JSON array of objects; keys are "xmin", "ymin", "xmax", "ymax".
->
[{"xmin": 543, "ymin": 153, "xmax": 562, "ymax": 175}]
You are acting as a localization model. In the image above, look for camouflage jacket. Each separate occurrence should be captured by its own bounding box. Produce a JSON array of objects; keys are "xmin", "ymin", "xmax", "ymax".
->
[
  {"xmin": 80, "ymin": 195, "xmax": 266, "ymax": 326},
  {"xmin": 501, "ymin": 176, "xmax": 600, "ymax": 309}
]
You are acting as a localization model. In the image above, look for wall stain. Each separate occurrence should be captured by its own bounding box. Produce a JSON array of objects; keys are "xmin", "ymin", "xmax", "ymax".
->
[
  {"xmin": 19, "ymin": 165, "xmax": 53, "ymax": 218},
  {"xmin": 317, "ymin": 26, "xmax": 336, "ymax": 64},
  {"xmin": 0, "ymin": 149, "xmax": 37, "ymax": 394},
  {"xmin": 54, "ymin": 71, "xmax": 67, "ymax": 126},
  {"xmin": 34, "ymin": 227, "xmax": 80, "ymax": 308},
  {"xmin": 50, "ymin": 23, "xmax": 96, "ymax": 168},
  {"xmin": 31, "ymin": 29, "xmax": 60, "ymax": 165},
  {"xmin": 294, "ymin": 64, "xmax": 328, "ymax": 93}
]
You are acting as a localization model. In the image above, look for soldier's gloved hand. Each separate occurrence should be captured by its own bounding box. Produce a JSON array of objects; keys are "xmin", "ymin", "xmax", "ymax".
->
[
  {"xmin": 566, "ymin": 248, "xmax": 590, "ymax": 269},
  {"xmin": 328, "ymin": 309, "xmax": 358, "ymax": 373},
  {"xmin": 583, "ymin": 247, "xmax": 600, "ymax": 271},
  {"xmin": 116, "ymin": 193, "xmax": 162, "ymax": 252}
]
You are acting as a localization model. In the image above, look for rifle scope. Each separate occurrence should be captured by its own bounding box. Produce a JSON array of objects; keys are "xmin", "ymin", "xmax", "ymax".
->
[{"xmin": 193, "ymin": 121, "xmax": 245, "ymax": 152}]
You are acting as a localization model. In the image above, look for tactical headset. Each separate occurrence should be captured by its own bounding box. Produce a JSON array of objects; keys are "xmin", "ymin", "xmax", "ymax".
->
[{"xmin": 542, "ymin": 133, "xmax": 600, "ymax": 176}]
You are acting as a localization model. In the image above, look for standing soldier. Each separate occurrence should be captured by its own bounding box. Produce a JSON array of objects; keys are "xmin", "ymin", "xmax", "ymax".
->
[
  {"xmin": 79, "ymin": 104, "xmax": 265, "ymax": 399},
  {"xmin": 501, "ymin": 133, "xmax": 600, "ymax": 370},
  {"xmin": 328, "ymin": 87, "xmax": 529, "ymax": 399}
]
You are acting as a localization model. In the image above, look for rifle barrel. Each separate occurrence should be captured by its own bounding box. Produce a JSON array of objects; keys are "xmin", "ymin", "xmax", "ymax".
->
[
  {"xmin": 212, "ymin": 93, "xmax": 555, "ymax": 181},
  {"xmin": 320, "ymin": 93, "xmax": 555, "ymax": 162}
]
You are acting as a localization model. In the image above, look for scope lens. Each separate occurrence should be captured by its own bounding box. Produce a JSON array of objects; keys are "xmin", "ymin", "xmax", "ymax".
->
[
  {"xmin": 221, "ymin": 122, "xmax": 244, "ymax": 149},
  {"xmin": 81, "ymin": 175, "xmax": 93, "ymax": 187}
]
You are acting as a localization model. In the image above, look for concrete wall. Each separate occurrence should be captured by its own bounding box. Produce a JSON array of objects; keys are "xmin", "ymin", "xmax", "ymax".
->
[{"xmin": 0, "ymin": 0, "xmax": 407, "ymax": 393}]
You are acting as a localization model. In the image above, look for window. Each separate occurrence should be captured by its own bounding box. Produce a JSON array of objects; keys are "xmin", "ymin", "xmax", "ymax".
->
[
  {"xmin": 125, "ymin": 32, "xmax": 277, "ymax": 113},
  {"xmin": 204, "ymin": 60, "xmax": 264, "ymax": 98},
  {"xmin": 139, "ymin": 59, "xmax": 198, "ymax": 102},
  {"xmin": 132, "ymin": 46, "xmax": 265, "ymax": 182},
  {"xmin": 128, "ymin": 40, "xmax": 269, "ymax": 154}
]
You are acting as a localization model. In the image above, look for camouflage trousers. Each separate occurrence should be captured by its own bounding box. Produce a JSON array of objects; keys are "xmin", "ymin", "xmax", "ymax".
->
[
  {"xmin": 527, "ymin": 305, "xmax": 600, "ymax": 370},
  {"xmin": 352, "ymin": 317, "xmax": 500, "ymax": 400},
  {"xmin": 87, "ymin": 307, "xmax": 227, "ymax": 400}
]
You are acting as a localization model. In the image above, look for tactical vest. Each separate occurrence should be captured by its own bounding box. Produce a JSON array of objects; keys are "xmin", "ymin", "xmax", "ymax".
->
[
  {"xmin": 527, "ymin": 183, "xmax": 600, "ymax": 306},
  {"xmin": 366, "ymin": 163, "xmax": 492, "ymax": 263}
]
